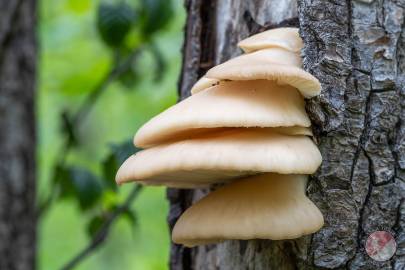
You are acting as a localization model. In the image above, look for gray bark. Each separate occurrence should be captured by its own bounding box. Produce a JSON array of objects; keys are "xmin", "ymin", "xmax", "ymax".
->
[
  {"xmin": 0, "ymin": 1, "xmax": 37, "ymax": 270},
  {"xmin": 168, "ymin": 0, "xmax": 404, "ymax": 269}
]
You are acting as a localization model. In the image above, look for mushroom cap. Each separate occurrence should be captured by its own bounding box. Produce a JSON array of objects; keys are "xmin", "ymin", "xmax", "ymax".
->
[
  {"xmin": 116, "ymin": 129, "xmax": 322, "ymax": 188},
  {"xmin": 238, "ymin": 27, "xmax": 303, "ymax": 53},
  {"xmin": 172, "ymin": 173, "xmax": 324, "ymax": 247},
  {"xmin": 135, "ymin": 80, "xmax": 311, "ymax": 148},
  {"xmin": 205, "ymin": 49, "xmax": 321, "ymax": 98},
  {"xmin": 190, "ymin": 77, "xmax": 220, "ymax": 94}
]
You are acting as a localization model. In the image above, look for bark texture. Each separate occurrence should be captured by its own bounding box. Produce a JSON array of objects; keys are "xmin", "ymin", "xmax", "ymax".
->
[
  {"xmin": 0, "ymin": 1, "xmax": 37, "ymax": 269},
  {"xmin": 168, "ymin": 0, "xmax": 404, "ymax": 269}
]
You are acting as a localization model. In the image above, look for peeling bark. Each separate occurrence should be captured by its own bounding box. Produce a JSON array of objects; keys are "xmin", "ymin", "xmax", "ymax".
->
[
  {"xmin": 168, "ymin": 0, "xmax": 404, "ymax": 269},
  {"xmin": 0, "ymin": 1, "xmax": 37, "ymax": 269}
]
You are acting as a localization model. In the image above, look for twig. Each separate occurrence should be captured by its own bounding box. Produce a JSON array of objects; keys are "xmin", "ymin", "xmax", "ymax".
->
[{"xmin": 60, "ymin": 185, "xmax": 143, "ymax": 270}]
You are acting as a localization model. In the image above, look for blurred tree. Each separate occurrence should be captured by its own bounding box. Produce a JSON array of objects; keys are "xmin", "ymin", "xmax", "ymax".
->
[
  {"xmin": 169, "ymin": 0, "xmax": 404, "ymax": 269},
  {"xmin": 0, "ymin": 0, "xmax": 37, "ymax": 269}
]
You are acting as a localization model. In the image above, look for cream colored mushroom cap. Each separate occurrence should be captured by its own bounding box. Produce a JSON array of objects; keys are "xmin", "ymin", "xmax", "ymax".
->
[
  {"xmin": 190, "ymin": 77, "xmax": 220, "ymax": 94},
  {"xmin": 134, "ymin": 80, "xmax": 311, "ymax": 148},
  {"xmin": 205, "ymin": 49, "xmax": 321, "ymax": 98},
  {"xmin": 117, "ymin": 129, "xmax": 322, "ymax": 188},
  {"xmin": 238, "ymin": 27, "xmax": 303, "ymax": 53},
  {"xmin": 172, "ymin": 173, "xmax": 324, "ymax": 247}
]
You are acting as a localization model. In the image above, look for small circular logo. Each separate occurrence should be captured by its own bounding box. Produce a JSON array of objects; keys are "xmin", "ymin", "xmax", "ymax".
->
[{"xmin": 365, "ymin": 231, "xmax": 396, "ymax": 261}]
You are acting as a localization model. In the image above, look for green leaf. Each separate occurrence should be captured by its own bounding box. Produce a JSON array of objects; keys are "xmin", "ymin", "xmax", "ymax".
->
[
  {"xmin": 102, "ymin": 140, "xmax": 139, "ymax": 191},
  {"xmin": 86, "ymin": 215, "xmax": 106, "ymax": 238},
  {"xmin": 149, "ymin": 43, "xmax": 166, "ymax": 82},
  {"xmin": 101, "ymin": 190, "xmax": 120, "ymax": 210},
  {"xmin": 54, "ymin": 165, "xmax": 75, "ymax": 198},
  {"xmin": 69, "ymin": 167, "xmax": 103, "ymax": 210},
  {"xmin": 109, "ymin": 139, "xmax": 140, "ymax": 164},
  {"xmin": 140, "ymin": 0, "xmax": 173, "ymax": 36},
  {"xmin": 97, "ymin": 2, "xmax": 136, "ymax": 47},
  {"xmin": 102, "ymin": 153, "xmax": 119, "ymax": 191},
  {"xmin": 61, "ymin": 111, "xmax": 78, "ymax": 146},
  {"xmin": 54, "ymin": 166, "xmax": 104, "ymax": 210},
  {"xmin": 122, "ymin": 208, "xmax": 138, "ymax": 231},
  {"xmin": 117, "ymin": 65, "xmax": 140, "ymax": 89}
]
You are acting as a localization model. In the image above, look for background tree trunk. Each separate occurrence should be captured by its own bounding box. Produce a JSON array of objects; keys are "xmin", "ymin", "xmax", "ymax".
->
[
  {"xmin": 0, "ymin": 1, "xmax": 37, "ymax": 269},
  {"xmin": 168, "ymin": 0, "xmax": 404, "ymax": 269}
]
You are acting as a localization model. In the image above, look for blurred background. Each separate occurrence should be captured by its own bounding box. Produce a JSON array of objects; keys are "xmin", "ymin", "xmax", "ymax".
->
[{"xmin": 37, "ymin": 0, "xmax": 185, "ymax": 269}]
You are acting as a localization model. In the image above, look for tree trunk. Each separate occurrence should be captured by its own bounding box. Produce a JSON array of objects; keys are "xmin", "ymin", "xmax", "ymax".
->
[
  {"xmin": 0, "ymin": 1, "xmax": 37, "ymax": 269},
  {"xmin": 168, "ymin": 0, "xmax": 404, "ymax": 269}
]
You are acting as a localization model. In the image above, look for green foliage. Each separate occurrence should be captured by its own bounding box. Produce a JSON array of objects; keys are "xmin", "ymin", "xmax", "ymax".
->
[
  {"xmin": 140, "ymin": 0, "xmax": 174, "ymax": 36},
  {"xmin": 117, "ymin": 65, "xmax": 140, "ymax": 89},
  {"xmin": 102, "ymin": 154, "xmax": 119, "ymax": 191},
  {"xmin": 102, "ymin": 140, "xmax": 139, "ymax": 191},
  {"xmin": 122, "ymin": 208, "xmax": 137, "ymax": 228},
  {"xmin": 57, "ymin": 166, "xmax": 103, "ymax": 210},
  {"xmin": 51, "ymin": 139, "xmax": 139, "ymax": 237},
  {"xmin": 95, "ymin": 0, "xmax": 174, "ymax": 88},
  {"xmin": 97, "ymin": 2, "xmax": 136, "ymax": 48},
  {"xmin": 38, "ymin": 0, "xmax": 185, "ymax": 268},
  {"xmin": 110, "ymin": 140, "xmax": 139, "ymax": 164},
  {"xmin": 52, "ymin": 165, "xmax": 71, "ymax": 197},
  {"xmin": 87, "ymin": 214, "xmax": 106, "ymax": 237},
  {"xmin": 47, "ymin": 0, "xmax": 174, "ymax": 218},
  {"xmin": 61, "ymin": 111, "xmax": 78, "ymax": 146},
  {"xmin": 70, "ymin": 167, "xmax": 103, "ymax": 210},
  {"xmin": 149, "ymin": 42, "xmax": 167, "ymax": 82}
]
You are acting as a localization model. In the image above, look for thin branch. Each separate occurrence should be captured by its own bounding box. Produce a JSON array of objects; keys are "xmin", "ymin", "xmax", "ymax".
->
[{"xmin": 60, "ymin": 185, "xmax": 143, "ymax": 270}]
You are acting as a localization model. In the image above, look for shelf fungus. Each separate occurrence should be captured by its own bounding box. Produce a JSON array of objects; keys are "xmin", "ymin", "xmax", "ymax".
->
[
  {"xmin": 135, "ymin": 80, "xmax": 311, "ymax": 148},
  {"xmin": 237, "ymin": 27, "xmax": 303, "ymax": 53},
  {"xmin": 172, "ymin": 173, "xmax": 324, "ymax": 247},
  {"xmin": 117, "ymin": 129, "xmax": 321, "ymax": 188},
  {"xmin": 116, "ymin": 27, "xmax": 324, "ymax": 245}
]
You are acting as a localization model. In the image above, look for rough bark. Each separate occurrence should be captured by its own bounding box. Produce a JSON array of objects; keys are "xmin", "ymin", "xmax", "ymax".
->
[
  {"xmin": 0, "ymin": 1, "xmax": 37, "ymax": 270},
  {"xmin": 168, "ymin": 0, "xmax": 404, "ymax": 269}
]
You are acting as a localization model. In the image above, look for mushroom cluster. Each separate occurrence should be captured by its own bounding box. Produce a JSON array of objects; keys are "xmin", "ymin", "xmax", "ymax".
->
[{"xmin": 116, "ymin": 28, "xmax": 324, "ymax": 247}]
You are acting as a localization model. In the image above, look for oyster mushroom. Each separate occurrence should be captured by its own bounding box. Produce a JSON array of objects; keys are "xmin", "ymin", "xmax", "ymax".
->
[
  {"xmin": 205, "ymin": 48, "xmax": 320, "ymax": 98},
  {"xmin": 238, "ymin": 27, "xmax": 303, "ymax": 53},
  {"xmin": 116, "ymin": 129, "xmax": 322, "ymax": 188},
  {"xmin": 135, "ymin": 80, "xmax": 311, "ymax": 148},
  {"xmin": 115, "ymin": 27, "xmax": 324, "ymax": 245},
  {"xmin": 191, "ymin": 27, "xmax": 304, "ymax": 95},
  {"xmin": 190, "ymin": 47, "xmax": 304, "ymax": 94},
  {"xmin": 172, "ymin": 173, "xmax": 324, "ymax": 247}
]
